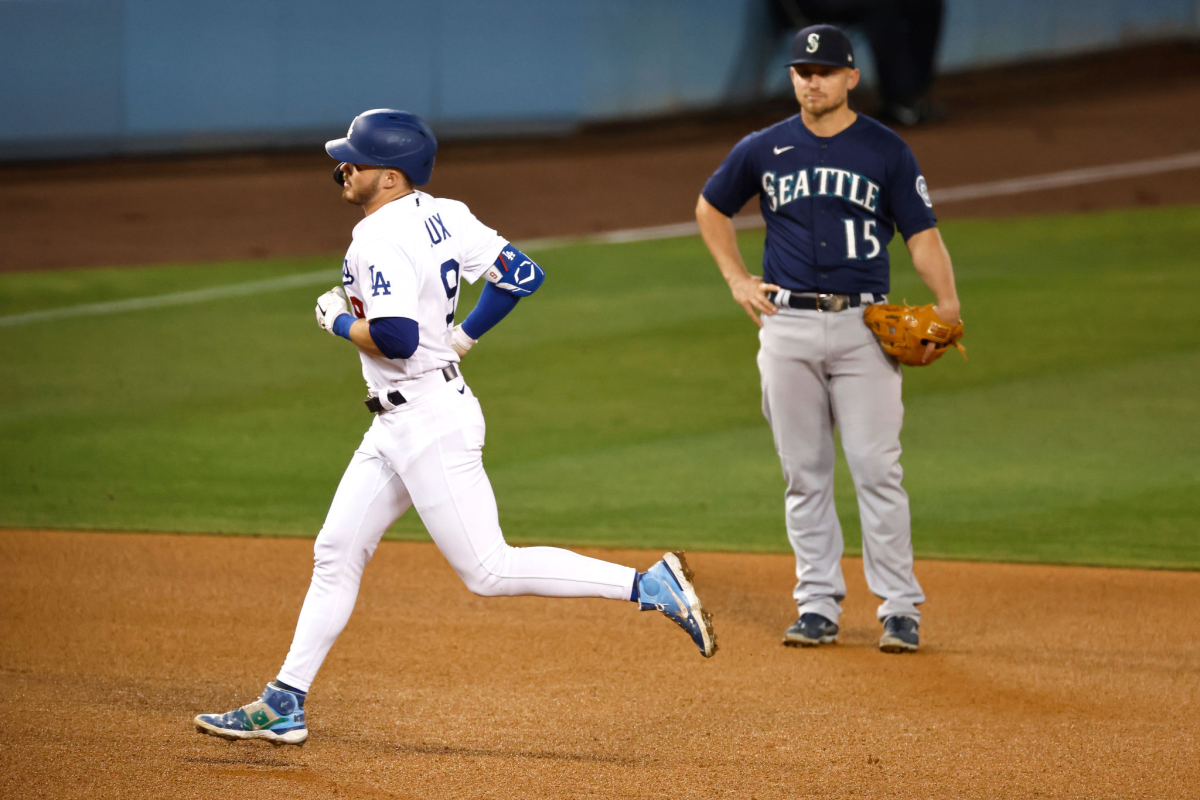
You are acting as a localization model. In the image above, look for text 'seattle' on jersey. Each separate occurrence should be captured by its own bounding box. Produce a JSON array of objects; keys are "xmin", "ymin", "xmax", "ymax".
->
[{"xmin": 701, "ymin": 114, "xmax": 937, "ymax": 295}]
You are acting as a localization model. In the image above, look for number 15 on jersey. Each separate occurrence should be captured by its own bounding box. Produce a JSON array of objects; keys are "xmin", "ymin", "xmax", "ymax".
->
[{"xmin": 843, "ymin": 218, "xmax": 881, "ymax": 260}]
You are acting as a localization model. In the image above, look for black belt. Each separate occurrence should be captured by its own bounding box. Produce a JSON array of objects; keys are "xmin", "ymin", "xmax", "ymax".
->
[
  {"xmin": 775, "ymin": 292, "xmax": 885, "ymax": 312},
  {"xmin": 364, "ymin": 365, "xmax": 460, "ymax": 414}
]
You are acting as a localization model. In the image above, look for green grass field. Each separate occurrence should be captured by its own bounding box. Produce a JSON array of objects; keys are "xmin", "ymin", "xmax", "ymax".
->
[{"xmin": 2, "ymin": 205, "xmax": 1198, "ymax": 568}]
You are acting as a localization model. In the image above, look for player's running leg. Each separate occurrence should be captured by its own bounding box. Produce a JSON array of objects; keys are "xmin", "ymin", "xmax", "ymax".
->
[
  {"xmin": 276, "ymin": 447, "xmax": 414, "ymax": 688},
  {"xmin": 376, "ymin": 382, "xmax": 716, "ymax": 657},
  {"xmin": 194, "ymin": 443, "xmax": 412, "ymax": 744}
]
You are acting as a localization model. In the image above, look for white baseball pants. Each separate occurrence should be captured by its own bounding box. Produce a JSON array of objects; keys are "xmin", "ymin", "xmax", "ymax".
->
[
  {"xmin": 277, "ymin": 378, "xmax": 636, "ymax": 692},
  {"xmin": 757, "ymin": 304, "xmax": 925, "ymax": 625}
]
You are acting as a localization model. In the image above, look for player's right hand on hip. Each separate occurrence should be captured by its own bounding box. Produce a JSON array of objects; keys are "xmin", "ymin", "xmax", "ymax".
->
[
  {"xmin": 728, "ymin": 273, "xmax": 780, "ymax": 327},
  {"xmin": 315, "ymin": 286, "xmax": 350, "ymax": 334}
]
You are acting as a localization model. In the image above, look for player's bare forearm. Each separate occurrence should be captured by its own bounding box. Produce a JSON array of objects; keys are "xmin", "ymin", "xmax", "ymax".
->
[
  {"xmin": 905, "ymin": 227, "xmax": 961, "ymax": 324},
  {"xmin": 347, "ymin": 319, "xmax": 385, "ymax": 357},
  {"xmin": 696, "ymin": 195, "xmax": 779, "ymax": 326}
]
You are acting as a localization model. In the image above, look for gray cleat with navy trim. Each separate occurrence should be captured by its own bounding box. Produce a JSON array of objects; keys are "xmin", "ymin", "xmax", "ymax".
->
[
  {"xmin": 783, "ymin": 613, "xmax": 839, "ymax": 646},
  {"xmin": 879, "ymin": 615, "xmax": 919, "ymax": 653}
]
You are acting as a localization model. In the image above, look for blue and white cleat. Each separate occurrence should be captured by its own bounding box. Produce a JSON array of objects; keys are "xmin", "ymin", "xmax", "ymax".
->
[
  {"xmin": 194, "ymin": 682, "xmax": 308, "ymax": 746},
  {"xmin": 638, "ymin": 551, "xmax": 717, "ymax": 657}
]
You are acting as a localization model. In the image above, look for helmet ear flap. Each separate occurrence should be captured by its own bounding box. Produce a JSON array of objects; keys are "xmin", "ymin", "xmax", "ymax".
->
[{"xmin": 333, "ymin": 163, "xmax": 347, "ymax": 186}]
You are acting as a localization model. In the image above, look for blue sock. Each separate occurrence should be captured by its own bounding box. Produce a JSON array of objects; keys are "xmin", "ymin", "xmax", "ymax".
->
[
  {"xmin": 272, "ymin": 679, "xmax": 306, "ymax": 696},
  {"xmin": 630, "ymin": 571, "xmax": 644, "ymax": 603}
]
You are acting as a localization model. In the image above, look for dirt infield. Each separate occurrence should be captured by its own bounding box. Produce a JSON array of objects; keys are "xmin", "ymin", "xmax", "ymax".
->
[
  {"xmin": 1, "ymin": 529, "xmax": 1197, "ymax": 799},
  {"xmin": 2, "ymin": 45, "xmax": 1199, "ymax": 272}
]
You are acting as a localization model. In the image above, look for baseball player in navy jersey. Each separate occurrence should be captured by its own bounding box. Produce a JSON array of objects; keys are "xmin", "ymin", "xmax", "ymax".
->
[
  {"xmin": 696, "ymin": 26, "xmax": 961, "ymax": 653},
  {"xmin": 193, "ymin": 109, "xmax": 716, "ymax": 746}
]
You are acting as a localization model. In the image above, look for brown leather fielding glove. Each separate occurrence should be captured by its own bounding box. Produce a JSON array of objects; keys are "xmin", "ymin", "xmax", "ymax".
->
[{"xmin": 863, "ymin": 303, "xmax": 967, "ymax": 366}]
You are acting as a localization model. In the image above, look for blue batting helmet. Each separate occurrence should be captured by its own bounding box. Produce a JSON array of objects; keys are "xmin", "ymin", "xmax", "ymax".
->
[{"xmin": 326, "ymin": 109, "xmax": 437, "ymax": 186}]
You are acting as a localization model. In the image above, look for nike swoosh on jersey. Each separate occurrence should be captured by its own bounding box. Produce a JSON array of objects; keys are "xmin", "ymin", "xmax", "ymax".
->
[{"xmin": 773, "ymin": 146, "xmax": 794, "ymax": 155}]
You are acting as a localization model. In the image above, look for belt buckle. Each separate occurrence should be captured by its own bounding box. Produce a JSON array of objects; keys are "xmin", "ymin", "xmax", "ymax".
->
[{"xmin": 816, "ymin": 294, "xmax": 848, "ymax": 312}]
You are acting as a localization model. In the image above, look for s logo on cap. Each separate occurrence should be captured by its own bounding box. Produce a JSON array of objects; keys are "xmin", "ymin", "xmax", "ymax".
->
[{"xmin": 806, "ymin": 33, "xmax": 820, "ymax": 53}]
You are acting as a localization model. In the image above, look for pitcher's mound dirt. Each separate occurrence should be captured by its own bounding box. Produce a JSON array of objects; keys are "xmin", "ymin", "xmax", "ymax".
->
[{"xmin": 1, "ymin": 529, "xmax": 1197, "ymax": 799}]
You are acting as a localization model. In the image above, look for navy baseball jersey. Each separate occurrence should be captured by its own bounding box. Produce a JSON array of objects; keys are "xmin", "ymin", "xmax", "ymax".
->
[{"xmin": 702, "ymin": 113, "xmax": 936, "ymax": 295}]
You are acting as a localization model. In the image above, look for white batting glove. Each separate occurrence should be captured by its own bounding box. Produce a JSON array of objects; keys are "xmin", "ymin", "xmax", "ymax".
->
[
  {"xmin": 315, "ymin": 286, "xmax": 349, "ymax": 335},
  {"xmin": 451, "ymin": 325, "xmax": 476, "ymax": 357}
]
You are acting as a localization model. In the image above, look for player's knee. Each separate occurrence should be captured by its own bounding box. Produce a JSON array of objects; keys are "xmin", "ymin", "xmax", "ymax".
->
[
  {"xmin": 844, "ymin": 450, "xmax": 903, "ymax": 489},
  {"xmin": 780, "ymin": 452, "xmax": 836, "ymax": 485},
  {"xmin": 455, "ymin": 544, "xmax": 514, "ymax": 597},
  {"xmin": 458, "ymin": 568, "xmax": 502, "ymax": 597},
  {"xmin": 312, "ymin": 531, "xmax": 339, "ymax": 567},
  {"xmin": 310, "ymin": 530, "xmax": 372, "ymax": 586}
]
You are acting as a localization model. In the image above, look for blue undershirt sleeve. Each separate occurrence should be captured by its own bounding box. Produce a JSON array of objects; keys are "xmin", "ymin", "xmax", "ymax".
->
[
  {"xmin": 461, "ymin": 282, "xmax": 519, "ymax": 340},
  {"xmin": 368, "ymin": 317, "xmax": 419, "ymax": 359}
]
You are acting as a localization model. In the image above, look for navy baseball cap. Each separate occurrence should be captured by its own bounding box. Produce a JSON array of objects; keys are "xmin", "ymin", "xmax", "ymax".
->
[{"xmin": 789, "ymin": 24, "xmax": 856, "ymax": 69}]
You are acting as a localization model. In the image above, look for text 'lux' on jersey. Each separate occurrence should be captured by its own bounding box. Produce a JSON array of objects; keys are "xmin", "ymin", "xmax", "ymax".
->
[{"xmin": 340, "ymin": 191, "xmax": 508, "ymax": 393}]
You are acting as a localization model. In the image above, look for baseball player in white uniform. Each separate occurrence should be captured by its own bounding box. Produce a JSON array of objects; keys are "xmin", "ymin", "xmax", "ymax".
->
[{"xmin": 194, "ymin": 109, "xmax": 716, "ymax": 746}]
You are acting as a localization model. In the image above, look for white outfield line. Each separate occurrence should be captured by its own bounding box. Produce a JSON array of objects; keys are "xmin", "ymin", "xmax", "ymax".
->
[
  {"xmin": 0, "ymin": 270, "xmax": 337, "ymax": 328},
  {"xmin": 4, "ymin": 150, "xmax": 1199, "ymax": 328},
  {"xmin": 540, "ymin": 149, "xmax": 1200, "ymax": 247},
  {"xmin": 929, "ymin": 150, "xmax": 1200, "ymax": 203}
]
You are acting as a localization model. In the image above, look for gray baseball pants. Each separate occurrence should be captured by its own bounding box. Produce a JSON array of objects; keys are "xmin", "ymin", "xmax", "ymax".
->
[{"xmin": 757, "ymin": 300, "xmax": 925, "ymax": 624}]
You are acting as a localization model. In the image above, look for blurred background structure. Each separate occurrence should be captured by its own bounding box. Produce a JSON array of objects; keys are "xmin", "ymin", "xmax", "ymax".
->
[{"xmin": 2, "ymin": 0, "xmax": 1199, "ymax": 160}]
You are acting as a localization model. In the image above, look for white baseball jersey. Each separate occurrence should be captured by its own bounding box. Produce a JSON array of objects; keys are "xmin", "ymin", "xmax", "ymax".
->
[
  {"xmin": 274, "ymin": 190, "xmax": 639, "ymax": 694},
  {"xmin": 340, "ymin": 191, "xmax": 507, "ymax": 391}
]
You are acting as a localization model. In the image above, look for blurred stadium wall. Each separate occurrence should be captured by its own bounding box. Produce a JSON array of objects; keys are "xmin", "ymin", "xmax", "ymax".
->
[{"xmin": 1, "ymin": 0, "xmax": 1198, "ymax": 160}]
